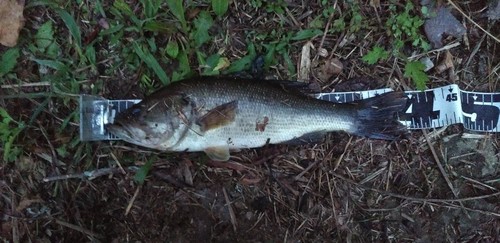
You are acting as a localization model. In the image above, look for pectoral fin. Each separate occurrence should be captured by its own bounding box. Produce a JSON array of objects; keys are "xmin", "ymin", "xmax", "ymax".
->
[
  {"xmin": 197, "ymin": 101, "xmax": 238, "ymax": 132},
  {"xmin": 204, "ymin": 146, "xmax": 231, "ymax": 161}
]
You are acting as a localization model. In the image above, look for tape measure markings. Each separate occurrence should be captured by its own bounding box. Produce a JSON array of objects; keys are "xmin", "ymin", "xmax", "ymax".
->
[{"xmin": 80, "ymin": 85, "xmax": 500, "ymax": 141}]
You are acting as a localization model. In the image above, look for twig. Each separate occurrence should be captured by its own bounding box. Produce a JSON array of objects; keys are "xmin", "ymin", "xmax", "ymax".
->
[
  {"xmin": 447, "ymin": 0, "xmax": 500, "ymax": 43},
  {"xmin": 407, "ymin": 42, "xmax": 461, "ymax": 60},
  {"xmin": 110, "ymin": 152, "xmax": 127, "ymax": 175},
  {"xmin": 55, "ymin": 219, "xmax": 103, "ymax": 239},
  {"xmin": 43, "ymin": 166, "xmax": 138, "ymax": 182},
  {"xmin": 38, "ymin": 126, "xmax": 58, "ymax": 168},
  {"xmin": 222, "ymin": 187, "xmax": 238, "ymax": 232},
  {"xmin": 423, "ymin": 130, "xmax": 472, "ymax": 217},
  {"xmin": 461, "ymin": 175, "xmax": 498, "ymax": 191},
  {"xmin": 334, "ymin": 136, "xmax": 353, "ymax": 171},
  {"xmin": 422, "ymin": 130, "xmax": 458, "ymax": 197},
  {"xmin": 284, "ymin": 7, "xmax": 301, "ymax": 28},
  {"xmin": 125, "ymin": 185, "xmax": 141, "ymax": 216},
  {"xmin": 325, "ymin": 170, "xmax": 341, "ymax": 238},
  {"xmin": 11, "ymin": 191, "xmax": 19, "ymax": 243},
  {"xmin": 315, "ymin": 0, "xmax": 338, "ymax": 61},
  {"xmin": 1, "ymin": 82, "xmax": 51, "ymax": 89},
  {"xmin": 294, "ymin": 160, "xmax": 319, "ymax": 181}
]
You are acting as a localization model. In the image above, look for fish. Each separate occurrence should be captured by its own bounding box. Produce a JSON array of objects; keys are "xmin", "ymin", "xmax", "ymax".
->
[{"xmin": 106, "ymin": 77, "xmax": 407, "ymax": 161}]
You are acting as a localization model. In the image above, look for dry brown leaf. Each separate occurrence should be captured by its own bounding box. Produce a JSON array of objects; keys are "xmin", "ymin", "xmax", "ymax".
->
[
  {"xmin": 436, "ymin": 51, "xmax": 454, "ymax": 73},
  {"xmin": 436, "ymin": 51, "xmax": 459, "ymax": 82},
  {"xmin": 298, "ymin": 41, "xmax": 314, "ymax": 82},
  {"xmin": 317, "ymin": 58, "xmax": 343, "ymax": 82},
  {"xmin": 15, "ymin": 198, "xmax": 44, "ymax": 213},
  {"xmin": 0, "ymin": 0, "xmax": 25, "ymax": 47},
  {"xmin": 180, "ymin": 160, "xmax": 193, "ymax": 186},
  {"xmin": 370, "ymin": 0, "xmax": 381, "ymax": 9}
]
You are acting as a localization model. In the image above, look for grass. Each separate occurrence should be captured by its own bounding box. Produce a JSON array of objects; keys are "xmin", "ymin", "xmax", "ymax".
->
[{"xmin": 1, "ymin": 0, "xmax": 500, "ymax": 241}]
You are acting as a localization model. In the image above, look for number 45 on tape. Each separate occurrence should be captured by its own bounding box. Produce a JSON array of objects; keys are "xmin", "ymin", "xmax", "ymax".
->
[{"xmin": 317, "ymin": 84, "xmax": 500, "ymax": 133}]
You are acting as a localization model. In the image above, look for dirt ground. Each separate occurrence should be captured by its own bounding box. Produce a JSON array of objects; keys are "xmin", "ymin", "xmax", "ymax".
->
[{"xmin": 1, "ymin": 0, "xmax": 500, "ymax": 242}]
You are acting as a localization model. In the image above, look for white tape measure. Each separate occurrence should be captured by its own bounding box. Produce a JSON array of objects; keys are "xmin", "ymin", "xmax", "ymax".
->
[{"xmin": 80, "ymin": 84, "xmax": 499, "ymax": 141}]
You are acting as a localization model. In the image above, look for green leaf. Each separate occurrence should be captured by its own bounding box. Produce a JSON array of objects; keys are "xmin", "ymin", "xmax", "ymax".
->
[
  {"xmin": 32, "ymin": 58, "xmax": 67, "ymax": 71},
  {"xmin": 166, "ymin": 40, "xmax": 179, "ymax": 58},
  {"xmin": 213, "ymin": 57, "xmax": 230, "ymax": 71},
  {"xmin": 85, "ymin": 45, "xmax": 96, "ymax": 66},
  {"xmin": 46, "ymin": 42, "xmax": 60, "ymax": 59},
  {"xmin": 113, "ymin": 0, "xmax": 134, "ymax": 16},
  {"xmin": 134, "ymin": 159, "xmax": 154, "ymax": 184},
  {"xmin": 308, "ymin": 16, "xmax": 325, "ymax": 29},
  {"xmin": 0, "ymin": 107, "xmax": 14, "ymax": 123},
  {"xmin": 55, "ymin": 9, "xmax": 82, "ymax": 49},
  {"xmin": 201, "ymin": 53, "xmax": 221, "ymax": 75},
  {"xmin": 166, "ymin": 0, "xmax": 187, "ymax": 31},
  {"xmin": 283, "ymin": 51, "xmax": 295, "ymax": 75},
  {"xmin": 362, "ymin": 46, "xmax": 389, "ymax": 65},
  {"xmin": 35, "ymin": 21, "xmax": 55, "ymax": 50},
  {"xmin": 212, "ymin": 0, "xmax": 229, "ymax": 17},
  {"xmin": 291, "ymin": 29, "xmax": 323, "ymax": 41},
  {"xmin": 175, "ymin": 49, "xmax": 192, "ymax": 79},
  {"xmin": 144, "ymin": 21, "xmax": 175, "ymax": 33},
  {"xmin": 263, "ymin": 43, "xmax": 277, "ymax": 68},
  {"xmin": 225, "ymin": 43, "xmax": 256, "ymax": 73},
  {"xmin": 141, "ymin": 0, "xmax": 161, "ymax": 18},
  {"xmin": 0, "ymin": 48, "xmax": 20, "ymax": 78},
  {"xmin": 404, "ymin": 61, "xmax": 429, "ymax": 90},
  {"xmin": 133, "ymin": 42, "xmax": 170, "ymax": 85},
  {"xmin": 192, "ymin": 11, "xmax": 214, "ymax": 48}
]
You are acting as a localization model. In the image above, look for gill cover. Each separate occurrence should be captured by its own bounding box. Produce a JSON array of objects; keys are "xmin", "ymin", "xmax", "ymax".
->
[{"xmin": 108, "ymin": 94, "xmax": 194, "ymax": 149}]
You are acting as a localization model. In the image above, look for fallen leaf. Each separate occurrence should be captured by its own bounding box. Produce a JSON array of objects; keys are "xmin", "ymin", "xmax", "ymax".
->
[
  {"xmin": 240, "ymin": 176, "xmax": 261, "ymax": 185},
  {"xmin": 0, "ymin": 0, "xmax": 25, "ymax": 47},
  {"xmin": 213, "ymin": 57, "xmax": 230, "ymax": 71},
  {"xmin": 488, "ymin": 0, "xmax": 500, "ymax": 20},
  {"xmin": 16, "ymin": 198, "xmax": 44, "ymax": 213},
  {"xmin": 317, "ymin": 58, "xmax": 343, "ymax": 82},
  {"xmin": 298, "ymin": 41, "xmax": 314, "ymax": 81},
  {"xmin": 420, "ymin": 57, "xmax": 434, "ymax": 72},
  {"xmin": 436, "ymin": 50, "xmax": 454, "ymax": 73},
  {"xmin": 370, "ymin": 0, "xmax": 380, "ymax": 9},
  {"xmin": 180, "ymin": 160, "xmax": 193, "ymax": 186},
  {"xmin": 424, "ymin": 7, "xmax": 466, "ymax": 48}
]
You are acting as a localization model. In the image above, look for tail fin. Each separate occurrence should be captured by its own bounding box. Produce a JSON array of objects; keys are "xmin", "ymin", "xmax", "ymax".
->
[{"xmin": 353, "ymin": 92, "xmax": 408, "ymax": 140}]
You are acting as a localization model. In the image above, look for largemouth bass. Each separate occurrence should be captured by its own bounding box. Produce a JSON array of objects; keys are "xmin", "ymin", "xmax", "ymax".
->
[{"xmin": 106, "ymin": 77, "xmax": 407, "ymax": 161}]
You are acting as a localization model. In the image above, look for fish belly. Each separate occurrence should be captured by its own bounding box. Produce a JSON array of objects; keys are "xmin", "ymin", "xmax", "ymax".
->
[{"xmin": 169, "ymin": 107, "xmax": 355, "ymax": 152}]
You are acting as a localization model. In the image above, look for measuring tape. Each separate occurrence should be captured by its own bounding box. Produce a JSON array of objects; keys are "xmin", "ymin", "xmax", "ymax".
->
[{"xmin": 80, "ymin": 84, "xmax": 499, "ymax": 141}]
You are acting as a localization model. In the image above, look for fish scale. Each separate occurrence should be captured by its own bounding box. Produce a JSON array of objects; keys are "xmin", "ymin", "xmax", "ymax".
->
[
  {"xmin": 104, "ymin": 77, "xmax": 406, "ymax": 161},
  {"xmin": 157, "ymin": 78, "xmax": 362, "ymax": 151}
]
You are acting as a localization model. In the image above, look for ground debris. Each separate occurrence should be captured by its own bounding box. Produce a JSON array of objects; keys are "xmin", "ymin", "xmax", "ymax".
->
[
  {"xmin": 0, "ymin": 0, "xmax": 25, "ymax": 47},
  {"xmin": 424, "ymin": 7, "xmax": 466, "ymax": 48},
  {"xmin": 488, "ymin": 0, "xmax": 500, "ymax": 20}
]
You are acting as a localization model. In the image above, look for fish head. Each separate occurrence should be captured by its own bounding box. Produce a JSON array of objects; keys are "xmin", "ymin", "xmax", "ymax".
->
[{"xmin": 106, "ymin": 97, "xmax": 191, "ymax": 150}]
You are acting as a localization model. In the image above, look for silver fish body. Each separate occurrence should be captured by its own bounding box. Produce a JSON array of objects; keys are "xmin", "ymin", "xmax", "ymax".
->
[{"xmin": 106, "ymin": 77, "xmax": 407, "ymax": 160}]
